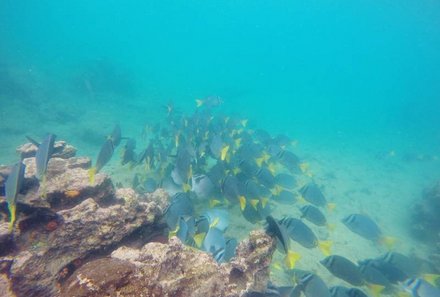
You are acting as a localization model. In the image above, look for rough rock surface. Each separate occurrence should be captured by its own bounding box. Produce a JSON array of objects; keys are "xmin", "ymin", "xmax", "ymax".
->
[
  {"xmin": 16, "ymin": 140, "xmax": 77, "ymax": 159},
  {"xmin": 61, "ymin": 230, "xmax": 276, "ymax": 297}
]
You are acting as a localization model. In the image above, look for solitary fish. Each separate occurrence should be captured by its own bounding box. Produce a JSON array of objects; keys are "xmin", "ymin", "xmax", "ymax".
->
[
  {"xmin": 342, "ymin": 214, "xmax": 382, "ymax": 242},
  {"xmin": 5, "ymin": 162, "xmax": 25, "ymax": 232}
]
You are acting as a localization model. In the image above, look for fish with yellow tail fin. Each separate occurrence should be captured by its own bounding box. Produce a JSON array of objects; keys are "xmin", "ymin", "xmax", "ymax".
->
[
  {"xmin": 195, "ymin": 95, "xmax": 223, "ymax": 108},
  {"xmin": 403, "ymin": 277, "xmax": 440, "ymax": 297},
  {"xmin": 265, "ymin": 216, "xmax": 301, "ymax": 269},
  {"xmin": 89, "ymin": 138, "xmax": 114, "ymax": 185},
  {"xmin": 359, "ymin": 261, "xmax": 392, "ymax": 296},
  {"xmin": 35, "ymin": 134, "xmax": 56, "ymax": 197},
  {"xmin": 220, "ymin": 145, "xmax": 230, "ymax": 161},
  {"xmin": 5, "ymin": 161, "xmax": 25, "ymax": 233}
]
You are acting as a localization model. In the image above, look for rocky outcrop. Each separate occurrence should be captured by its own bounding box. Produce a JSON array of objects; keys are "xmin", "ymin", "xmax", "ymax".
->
[
  {"xmin": 61, "ymin": 230, "xmax": 276, "ymax": 297},
  {"xmin": 16, "ymin": 140, "xmax": 77, "ymax": 159}
]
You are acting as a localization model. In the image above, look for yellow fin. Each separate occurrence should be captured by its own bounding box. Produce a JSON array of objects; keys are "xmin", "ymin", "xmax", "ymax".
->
[
  {"xmin": 88, "ymin": 167, "xmax": 96, "ymax": 185},
  {"xmin": 380, "ymin": 236, "xmax": 397, "ymax": 250},
  {"xmin": 261, "ymin": 197, "xmax": 269, "ymax": 209},
  {"xmin": 221, "ymin": 145, "xmax": 230, "ymax": 161},
  {"xmin": 250, "ymin": 199, "xmax": 259, "ymax": 210},
  {"xmin": 193, "ymin": 233, "xmax": 206, "ymax": 248},
  {"xmin": 271, "ymin": 185, "xmax": 282, "ymax": 196},
  {"xmin": 239, "ymin": 196, "xmax": 246, "ymax": 211},
  {"xmin": 422, "ymin": 273, "xmax": 440, "ymax": 286},
  {"xmin": 298, "ymin": 195, "xmax": 307, "ymax": 204},
  {"xmin": 255, "ymin": 157, "xmax": 264, "ymax": 167},
  {"xmin": 267, "ymin": 162, "xmax": 277, "ymax": 175},
  {"xmin": 232, "ymin": 167, "xmax": 241, "ymax": 175},
  {"xmin": 169, "ymin": 225, "xmax": 180, "ymax": 239},
  {"xmin": 241, "ymin": 119, "xmax": 248, "ymax": 127},
  {"xmin": 367, "ymin": 284, "xmax": 385, "ymax": 297},
  {"xmin": 195, "ymin": 99, "xmax": 203, "ymax": 107},
  {"xmin": 326, "ymin": 223, "xmax": 336, "ymax": 232},
  {"xmin": 7, "ymin": 203, "xmax": 16, "ymax": 233},
  {"xmin": 209, "ymin": 199, "xmax": 222, "ymax": 208},
  {"xmin": 182, "ymin": 183, "xmax": 191, "ymax": 192},
  {"xmin": 234, "ymin": 138, "xmax": 242, "ymax": 148},
  {"xmin": 272, "ymin": 261, "xmax": 283, "ymax": 271},
  {"xmin": 327, "ymin": 202, "xmax": 336, "ymax": 212},
  {"xmin": 299, "ymin": 162, "xmax": 309, "ymax": 173},
  {"xmin": 284, "ymin": 251, "xmax": 301, "ymax": 269},
  {"xmin": 209, "ymin": 217, "xmax": 220, "ymax": 229},
  {"xmin": 318, "ymin": 240, "xmax": 332, "ymax": 256}
]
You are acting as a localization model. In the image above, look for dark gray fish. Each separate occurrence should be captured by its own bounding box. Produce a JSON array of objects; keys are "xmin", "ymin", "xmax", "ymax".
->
[
  {"xmin": 255, "ymin": 167, "xmax": 275, "ymax": 188},
  {"xmin": 280, "ymin": 217, "xmax": 317, "ymax": 249},
  {"xmin": 380, "ymin": 252, "xmax": 418, "ymax": 278},
  {"xmin": 277, "ymin": 150, "xmax": 301, "ymax": 173},
  {"xmin": 142, "ymin": 177, "xmax": 157, "ymax": 193},
  {"xmin": 299, "ymin": 182, "xmax": 327, "ymax": 207},
  {"xmin": 272, "ymin": 190, "xmax": 297, "ymax": 205},
  {"xmin": 176, "ymin": 216, "xmax": 195, "ymax": 243},
  {"xmin": 165, "ymin": 192, "xmax": 194, "ymax": 230},
  {"xmin": 209, "ymin": 134, "xmax": 224, "ymax": 159},
  {"xmin": 161, "ymin": 176, "xmax": 181, "ymax": 197},
  {"xmin": 329, "ymin": 286, "xmax": 369, "ymax": 297},
  {"xmin": 5, "ymin": 161, "xmax": 26, "ymax": 231},
  {"xmin": 403, "ymin": 278, "xmax": 440, "ymax": 297},
  {"xmin": 191, "ymin": 174, "xmax": 215, "ymax": 200},
  {"xmin": 121, "ymin": 138, "xmax": 137, "ymax": 165},
  {"xmin": 94, "ymin": 138, "xmax": 114, "ymax": 172},
  {"xmin": 300, "ymin": 205, "xmax": 327, "ymax": 226},
  {"xmin": 109, "ymin": 124, "xmax": 122, "ymax": 147},
  {"xmin": 274, "ymin": 173, "xmax": 296, "ymax": 189},
  {"xmin": 298, "ymin": 273, "xmax": 331, "ymax": 297},
  {"xmin": 342, "ymin": 214, "xmax": 382, "ymax": 241},
  {"xmin": 202, "ymin": 227, "xmax": 226, "ymax": 262},
  {"xmin": 35, "ymin": 133, "xmax": 56, "ymax": 181},
  {"xmin": 358, "ymin": 262, "xmax": 391, "ymax": 288},
  {"xmin": 266, "ymin": 216, "xmax": 290, "ymax": 254},
  {"xmin": 359, "ymin": 258, "xmax": 407, "ymax": 283},
  {"xmin": 221, "ymin": 175, "xmax": 240, "ymax": 202},
  {"xmin": 242, "ymin": 200, "xmax": 264, "ymax": 224},
  {"xmin": 238, "ymin": 159, "xmax": 259, "ymax": 177},
  {"xmin": 320, "ymin": 255, "xmax": 364, "ymax": 286}
]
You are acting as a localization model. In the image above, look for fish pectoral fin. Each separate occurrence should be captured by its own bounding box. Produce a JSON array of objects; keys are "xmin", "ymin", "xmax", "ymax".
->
[
  {"xmin": 284, "ymin": 250, "xmax": 301, "ymax": 269},
  {"xmin": 318, "ymin": 240, "xmax": 332, "ymax": 256}
]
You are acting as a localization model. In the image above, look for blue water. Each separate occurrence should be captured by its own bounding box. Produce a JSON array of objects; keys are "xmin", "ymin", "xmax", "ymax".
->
[{"xmin": 1, "ymin": 0, "xmax": 440, "ymax": 287}]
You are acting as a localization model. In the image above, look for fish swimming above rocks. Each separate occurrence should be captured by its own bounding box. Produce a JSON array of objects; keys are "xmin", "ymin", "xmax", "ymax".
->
[
  {"xmin": 35, "ymin": 133, "xmax": 56, "ymax": 182},
  {"xmin": 89, "ymin": 138, "xmax": 115, "ymax": 184},
  {"xmin": 266, "ymin": 215, "xmax": 301, "ymax": 269},
  {"xmin": 5, "ymin": 161, "xmax": 25, "ymax": 232},
  {"xmin": 320, "ymin": 255, "xmax": 364, "ymax": 286},
  {"xmin": 121, "ymin": 138, "xmax": 137, "ymax": 165},
  {"xmin": 279, "ymin": 216, "xmax": 332, "ymax": 256}
]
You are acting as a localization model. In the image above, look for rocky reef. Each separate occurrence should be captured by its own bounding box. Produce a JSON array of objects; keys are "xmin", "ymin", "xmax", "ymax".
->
[
  {"xmin": 410, "ymin": 180, "xmax": 440, "ymax": 271},
  {"xmin": 0, "ymin": 141, "xmax": 276, "ymax": 297}
]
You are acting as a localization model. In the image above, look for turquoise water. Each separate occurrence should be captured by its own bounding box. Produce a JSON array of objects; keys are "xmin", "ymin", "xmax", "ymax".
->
[{"xmin": 1, "ymin": 0, "xmax": 440, "ymax": 291}]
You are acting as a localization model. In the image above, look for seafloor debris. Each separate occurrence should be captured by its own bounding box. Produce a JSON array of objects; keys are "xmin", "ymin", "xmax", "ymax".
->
[
  {"xmin": 61, "ymin": 230, "xmax": 275, "ymax": 297},
  {"xmin": 0, "ymin": 140, "xmax": 277, "ymax": 297}
]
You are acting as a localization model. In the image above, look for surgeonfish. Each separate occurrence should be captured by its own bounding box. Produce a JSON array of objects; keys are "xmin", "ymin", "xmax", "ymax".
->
[
  {"xmin": 300, "ymin": 204, "xmax": 327, "ymax": 227},
  {"xmin": 299, "ymin": 182, "xmax": 327, "ymax": 208},
  {"xmin": 89, "ymin": 138, "xmax": 115, "ymax": 184},
  {"xmin": 298, "ymin": 273, "xmax": 331, "ymax": 297},
  {"xmin": 35, "ymin": 133, "xmax": 55, "ymax": 181},
  {"xmin": 320, "ymin": 255, "xmax": 364, "ymax": 286},
  {"xmin": 5, "ymin": 162, "xmax": 25, "ymax": 232},
  {"xmin": 403, "ymin": 278, "xmax": 440, "ymax": 297},
  {"xmin": 329, "ymin": 286, "xmax": 369, "ymax": 297}
]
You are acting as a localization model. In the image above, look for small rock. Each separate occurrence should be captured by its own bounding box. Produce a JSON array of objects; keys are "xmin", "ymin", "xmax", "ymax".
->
[{"xmin": 16, "ymin": 141, "xmax": 77, "ymax": 159}]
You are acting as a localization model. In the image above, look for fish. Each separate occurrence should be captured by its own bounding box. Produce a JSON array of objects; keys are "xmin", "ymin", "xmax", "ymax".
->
[
  {"xmin": 300, "ymin": 205, "xmax": 327, "ymax": 227},
  {"xmin": 298, "ymin": 273, "xmax": 331, "ymax": 297},
  {"xmin": 342, "ymin": 214, "xmax": 392, "ymax": 245},
  {"xmin": 191, "ymin": 174, "xmax": 215, "ymax": 200},
  {"xmin": 5, "ymin": 162, "xmax": 25, "ymax": 232},
  {"xmin": 121, "ymin": 138, "xmax": 137, "ymax": 165},
  {"xmin": 320, "ymin": 255, "xmax": 364, "ymax": 286},
  {"xmin": 165, "ymin": 192, "xmax": 194, "ymax": 230},
  {"xmin": 201, "ymin": 208, "xmax": 229, "ymax": 232},
  {"xmin": 299, "ymin": 182, "xmax": 327, "ymax": 208},
  {"xmin": 255, "ymin": 167, "xmax": 275, "ymax": 189},
  {"xmin": 266, "ymin": 216, "xmax": 301, "ymax": 269},
  {"xmin": 89, "ymin": 138, "xmax": 115, "ymax": 184},
  {"xmin": 276, "ymin": 149, "xmax": 301, "ymax": 173},
  {"xmin": 202, "ymin": 227, "xmax": 226, "ymax": 262},
  {"xmin": 280, "ymin": 217, "xmax": 332, "ymax": 256},
  {"xmin": 403, "ymin": 278, "xmax": 440, "ymax": 297},
  {"xmin": 359, "ymin": 258, "xmax": 408, "ymax": 284},
  {"xmin": 329, "ymin": 286, "xmax": 369, "ymax": 297},
  {"xmin": 195, "ymin": 95, "xmax": 223, "ymax": 108},
  {"xmin": 379, "ymin": 252, "xmax": 418, "ymax": 279},
  {"xmin": 358, "ymin": 261, "xmax": 391, "ymax": 296},
  {"xmin": 108, "ymin": 124, "xmax": 122, "ymax": 147},
  {"xmin": 272, "ymin": 190, "xmax": 298, "ymax": 205},
  {"xmin": 274, "ymin": 173, "xmax": 296, "ymax": 189},
  {"xmin": 35, "ymin": 133, "xmax": 56, "ymax": 182},
  {"xmin": 223, "ymin": 238, "xmax": 237, "ymax": 262}
]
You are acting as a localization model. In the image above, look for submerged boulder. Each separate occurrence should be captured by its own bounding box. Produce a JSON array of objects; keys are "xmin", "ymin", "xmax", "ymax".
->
[{"xmin": 61, "ymin": 230, "xmax": 276, "ymax": 297}]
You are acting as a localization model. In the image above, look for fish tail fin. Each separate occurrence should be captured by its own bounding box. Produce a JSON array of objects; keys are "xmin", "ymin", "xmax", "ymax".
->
[
  {"xmin": 255, "ymin": 157, "xmax": 264, "ymax": 167},
  {"xmin": 220, "ymin": 145, "xmax": 230, "ymax": 161},
  {"xmin": 327, "ymin": 202, "xmax": 336, "ymax": 212},
  {"xmin": 422, "ymin": 273, "xmax": 440, "ymax": 286},
  {"xmin": 379, "ymin": 236, "xmax": 397, "ymax": 250},
  {"xmin": 326, "ymin": 223, "xmax": 336, "ymax": 232},
  {"xmin": 88, "ymin": 167, "xmax": 97, "ymax": 185},
  {"xmin": 193, "ymin": 233, "xmax": 206, "ymax": 248},
  {"xmin": 195, "ymin": 99, "xmax": 203, "ymax": 107},
  {"xmin": 182, "ymin": 183, "xmax": 191, "ymax": 192},
  {"xmin": 7, "ymin": 203, "xmax": 16, "ymax": 233},
  {"xmin": 209, "ymin": 199, "xmax": 221, "ymax": 208},
  {"xmin": 299, "ymin": 162, "xmax": 309, "ymax": 173},
  {"xmin": 250, "ymin": 199, "xmax": 259, "ymax": 210},
  {"xmin": 284, "ymin": 250, "xmax": 301, "ymax": 269},
  {"xmin": 318, "ymin": 240, "xmax": 332, "ymax": 256},
  {"xmin": 40, "ymin": 174, "xmax": 47, "ymax": 198},
  {"xmin": 239, "ymin": 196, "xmax": 246, "ymax": 211},
  {"xmin": 367, "ymin": 284, "xmax": 385, "ymax": 297}
]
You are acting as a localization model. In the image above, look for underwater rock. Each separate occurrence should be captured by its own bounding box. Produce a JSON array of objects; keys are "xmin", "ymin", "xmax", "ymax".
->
[
  {"xmin": 5, "ymin": 189, "xmax": 165, "ymax": 297},
  {"xmin": 17, "ymin": 140, "xmax": 77, "ymax": 160},
  {"xmin": 0, "ymin": 273, "xmax": 14, "ymax": 297},
  {"xmin": 61, "ymin": 230, "xmax": 276, "ymax": 297}
]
